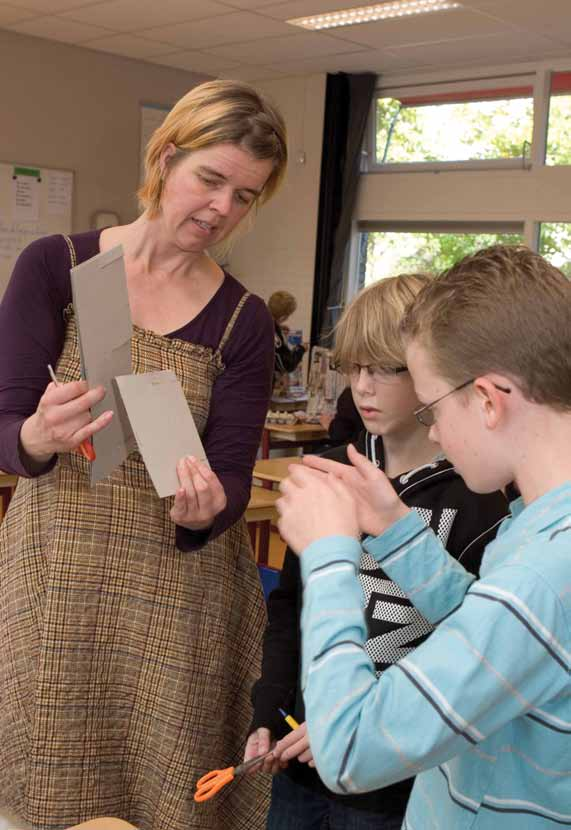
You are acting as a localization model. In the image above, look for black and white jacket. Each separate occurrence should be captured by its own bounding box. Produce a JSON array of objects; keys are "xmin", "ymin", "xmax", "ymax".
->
[{"xmin": 250, "ymin": 430, "xmax": 509, "ymax": 816}]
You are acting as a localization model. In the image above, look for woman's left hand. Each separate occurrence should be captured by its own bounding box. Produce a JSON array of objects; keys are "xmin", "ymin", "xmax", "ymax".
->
[{"xmin": 170, "ymin": 456, "xmax": 227, "ymax": 531}]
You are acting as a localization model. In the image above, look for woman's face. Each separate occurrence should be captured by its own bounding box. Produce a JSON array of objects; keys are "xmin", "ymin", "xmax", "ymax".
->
[{"xmin": 158, "ymin": 142, "xmax": 274, "ymax": 252}]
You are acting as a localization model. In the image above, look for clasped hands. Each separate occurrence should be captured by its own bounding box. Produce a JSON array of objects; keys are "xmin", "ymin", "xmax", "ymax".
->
[
  {"xmin": 20, "ymin": 378, "xmax": 226, "ymax": 531},
  {"xmin": 276, "ymin": 444, "xmax": 410, "ymax": 555}
]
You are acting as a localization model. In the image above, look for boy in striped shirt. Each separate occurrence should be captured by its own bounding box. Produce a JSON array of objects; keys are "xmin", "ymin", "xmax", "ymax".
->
[{"xmin": 275, "ymin": 245, "xmax": 571, "ymax": 828}]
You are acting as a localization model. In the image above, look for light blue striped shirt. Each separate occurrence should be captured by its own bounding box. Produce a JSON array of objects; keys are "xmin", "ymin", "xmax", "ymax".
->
[{"xmin": 300, "ymin": 482, "xmax": 571, "ymax": 828}]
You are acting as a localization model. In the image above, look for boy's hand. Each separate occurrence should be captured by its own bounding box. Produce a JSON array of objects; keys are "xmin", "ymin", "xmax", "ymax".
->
[
  {"xmin": 243, "ymin": 728, "xmax": 285, "ymax": 775},
  {"xmin": 273, "ymin": 721, "xmax": 315, "ymax": 767},
  {"xmin": 302, "ymin": 444, "xmax": 410, "ymax": 537},
  {"xmin": 277, "ymin": 464, "xmax": 359, "ymax": 554}
]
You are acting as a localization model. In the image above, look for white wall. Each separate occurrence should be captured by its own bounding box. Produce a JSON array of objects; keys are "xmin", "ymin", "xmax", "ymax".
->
[
  {"xmin": 227, "ymin": 74, "xmax": 326, "ymax": 343},
  {"xmin": 0, "ymin": 29, "xmax": 209, "ymax": 233}
]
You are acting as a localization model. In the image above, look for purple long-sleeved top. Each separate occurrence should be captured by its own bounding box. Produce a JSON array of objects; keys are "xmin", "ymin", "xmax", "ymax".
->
[{"xmin": 0, "ymin": 230, "xmax": 274, "ymax": 551}]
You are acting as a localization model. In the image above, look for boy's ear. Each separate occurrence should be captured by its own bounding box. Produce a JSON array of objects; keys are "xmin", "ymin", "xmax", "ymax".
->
[{"xmin": 473, "ymin": 377, "xmax": 509, "ymax": 430}]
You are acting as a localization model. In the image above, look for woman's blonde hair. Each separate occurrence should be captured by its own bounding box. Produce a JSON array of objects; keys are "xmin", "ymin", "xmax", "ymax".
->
[
  {"xmin": 333, "ymin": 273, "xmax": 433, "ymax": 369},
  {"xmin": 138, "ymin": 79, "xmax": 288, "ymax": 218},
  {"xmin": 268, "ymin": 290, "xmax": 297, "ymax": 322},
  {"xmin": 401, "ymin": 245, "xmax": 571, "ymax": 409}
]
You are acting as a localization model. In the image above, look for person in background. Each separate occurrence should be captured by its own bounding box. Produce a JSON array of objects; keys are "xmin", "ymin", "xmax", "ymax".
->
[
  {"xmin": 268, "ymin": 290, "xmax": 307, "ymax": 381},
  {"xmin": 319, "ymin": 385, "xmax": 363, "ymax": 446},
  {"xmin": 277, "ymin": 245, "xmax": 571, "ymax": 829},
  {"xmin": 246, "ymin": 273, "xmax": 508, "ymax": 830},
  {"xmin": 0, "ymin": 79, "xmax": 287, "ymax": 830}
]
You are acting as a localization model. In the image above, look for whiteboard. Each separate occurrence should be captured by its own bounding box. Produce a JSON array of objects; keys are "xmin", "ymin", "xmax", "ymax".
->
[{"xmin": 0, "ymin": 161, "xmax": 73, "ymax": 299}]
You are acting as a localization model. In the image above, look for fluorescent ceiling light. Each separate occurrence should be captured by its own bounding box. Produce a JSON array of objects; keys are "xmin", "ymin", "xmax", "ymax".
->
[{"xmin": 288, "ymin": 0, "xmax": 462, "ymax": 31}]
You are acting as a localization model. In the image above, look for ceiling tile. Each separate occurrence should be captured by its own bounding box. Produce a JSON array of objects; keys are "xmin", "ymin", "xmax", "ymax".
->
[
  {"xmin": 208, "ymin": 30, "xmax": 365, "ymax": 62},
  {"xmin": 268, "ymin": 49, "xmax": 387, "ymax": 76},
  {"xmin": 464, "ymin": 0, "xmax": 565, "ymax": 10},
  {"xmin": 143, "ymin": 10, "xmax": 292, "ymax": 49},
  {"xmin": 82, "ymin": 32, "xmax": 181, "ymax": 57},
  {"xmin": 149, "ymin": 49, "xmax": 239, "ymax": 72},
  {"xmin": 218, "ymin": 64, "xmax": 287, "ymax": 80},
  {"xmin": 61, "ymin": 0, "xmax": 230, "ymax": 32},
  {"xmin": 466, "ymin": 0, "xmax": 571, "ymax": 45},
  {"xmin": 6, "ymin": 14, "xmax": 111, "ymax": 41},
  {"xmin": 321, "ymin": 8, "xmax": 515, "ymax": 50},
  {"xmin": 3, "ymin": 0, "xmax": 106, "ymax": 11},
  {"xmin": 217, "ymin": 0, "xmax": 288, "ymax": 7},
  {"xmin": 1, "ymin": 0, "xmax": 570, "ymax": 78},
  {"xmin": 385, "ymin": 30, "xmax": 570, "ymax": 71},
  {"xmin": 261, "ymin": 0, "xmax": 373, "ymax": 21},
  {"xmin": 0, "ymin": 3, "xmax": 38, "ymax": 25}
]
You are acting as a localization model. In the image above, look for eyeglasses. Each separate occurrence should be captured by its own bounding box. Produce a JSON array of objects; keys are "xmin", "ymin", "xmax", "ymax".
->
[
  {"xmin": 414, "ymin": 378, "xmax": 512, "ymax": 427},
  {"xmin": 337, "ymin": 362, "xmax": 408, "ymax": 383}
]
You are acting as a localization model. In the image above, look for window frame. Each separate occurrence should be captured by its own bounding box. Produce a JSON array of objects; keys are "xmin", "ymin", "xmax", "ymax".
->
[
  {"xmin": 345, "ymin": 61, "xmax": 571, "ymax": 307},
  {"xmin": 354, "ymin": 220, "xmax": 526, "ymax": 292},
  {"xmin": 365, "ymin": 73, "xmax": 539, "ymax": 174}
]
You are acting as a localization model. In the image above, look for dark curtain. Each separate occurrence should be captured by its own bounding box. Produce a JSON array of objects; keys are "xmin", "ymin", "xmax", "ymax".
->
[{"xmin": 311, "ymin": 72, "xmax": 376, "ymax": 346}]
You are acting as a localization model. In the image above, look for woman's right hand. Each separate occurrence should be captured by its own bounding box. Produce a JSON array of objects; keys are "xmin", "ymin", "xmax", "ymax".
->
[
  {"xmin": 243, "ymin": 728, "xmax": 286, "ymax": 775},
  {"xmin": 19, "ymin": 379, "xmax": 113, "ymax": 464}
]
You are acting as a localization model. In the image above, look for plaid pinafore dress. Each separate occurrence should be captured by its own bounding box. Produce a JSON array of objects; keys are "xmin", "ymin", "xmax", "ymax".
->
[{"xmin": 0, "ymin": 237, "xmax": 270, "ymax": 830}]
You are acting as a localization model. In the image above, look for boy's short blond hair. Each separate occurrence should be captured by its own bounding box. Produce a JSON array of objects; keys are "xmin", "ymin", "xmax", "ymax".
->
[
  {"xmin": 268, "ymin": 290, "xmax": 297, "ymax": 322},
  {"xmin": 333, "ymin": 273, "xmax": 433, "ymax": 370},
  {"xmin": 402, "ymin": 244, "xmax": 571, "ymax": 409}
]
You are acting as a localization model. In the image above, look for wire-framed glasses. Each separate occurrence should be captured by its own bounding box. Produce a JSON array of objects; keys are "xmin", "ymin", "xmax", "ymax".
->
[
  {"xmin": 414, "ymin": 378, "xmax": 511, "ymax": 427},
  {"xmin": 335, "ymin": 362, "xmax": 408, "ymax": 383}
]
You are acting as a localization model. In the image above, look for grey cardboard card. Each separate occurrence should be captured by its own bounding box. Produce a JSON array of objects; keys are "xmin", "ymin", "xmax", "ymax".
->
[
  {"xmin": 113, "ymin": 370, "xmax": 209, "ymax": 498},
  {"xmin": 71, "ymin": 244, "xmax": 135, "ymax": 484}
]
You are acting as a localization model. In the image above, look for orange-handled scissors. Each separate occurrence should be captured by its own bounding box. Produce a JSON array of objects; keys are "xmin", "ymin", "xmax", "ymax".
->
[{"xmin": 194, "ymin": 747, "xmax": 276, "ymax": 802}]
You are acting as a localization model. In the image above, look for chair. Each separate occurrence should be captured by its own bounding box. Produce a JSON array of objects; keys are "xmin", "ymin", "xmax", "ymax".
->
[
  {"xmin": 0, "ymin": 471, "xmax": 17, "ymax": 523},
  {"xmin": 245, "ymin": 485, "xmax": 279, "ymax": 565}
]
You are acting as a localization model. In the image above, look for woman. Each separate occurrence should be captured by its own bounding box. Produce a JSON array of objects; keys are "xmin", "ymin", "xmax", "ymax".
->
[{"xmin": 0, "ymin": 80, "xmax": 287, "ymax": 830}]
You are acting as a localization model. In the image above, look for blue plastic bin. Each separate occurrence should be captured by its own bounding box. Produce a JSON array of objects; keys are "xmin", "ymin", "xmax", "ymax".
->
[{"xmin": 258, "ymin": 565, "xmax": 280, "ymax": 601}]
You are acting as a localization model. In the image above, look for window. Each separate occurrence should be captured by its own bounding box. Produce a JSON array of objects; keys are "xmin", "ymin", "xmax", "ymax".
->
[
  {"xmin": 374, "ymin": 85, "xmax": 533, "ymax": 167},
  {"xmin": 539, "ymin": 223, "xmax": 571, "ymax": 276},
  {"xmin": 358, "ymin": 223, "xmax": 523, "ymax": 288},
  {"xmin": 546, "ymin": 72, "xmax": 571, "ymax": 166}
]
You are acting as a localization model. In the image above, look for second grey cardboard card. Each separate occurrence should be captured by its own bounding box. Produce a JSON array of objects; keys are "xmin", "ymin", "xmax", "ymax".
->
[{"xmin": 113, "ymin": 370, "xmax": 209, "ymax": 498}]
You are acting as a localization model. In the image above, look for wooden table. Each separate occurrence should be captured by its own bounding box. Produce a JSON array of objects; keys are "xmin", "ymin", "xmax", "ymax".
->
[
  {"xmin": 249, "ymin": 457, "xmax": 303, "ymax": 565},
  {"xmin": 261, "ymin": 422, "xmax": 327, "ymax": 458},
  {"xmin": 253, "ymin": 456, "xmax": 302, "ymax": 485},
  {"xmin": 245, "ymin": 485, "xmax": 281, "ymax": 566}
]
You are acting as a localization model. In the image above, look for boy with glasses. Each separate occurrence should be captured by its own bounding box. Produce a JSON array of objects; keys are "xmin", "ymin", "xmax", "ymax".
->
[
  {"xmin": 246, "ymin": 273, "xmax": 507, "ymax": 829},
  {"xmin": 276, "ymin": 245, "xmax": 571, "ymax": 828}
]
